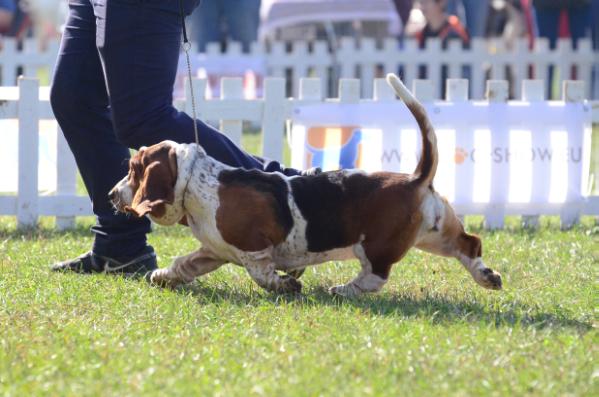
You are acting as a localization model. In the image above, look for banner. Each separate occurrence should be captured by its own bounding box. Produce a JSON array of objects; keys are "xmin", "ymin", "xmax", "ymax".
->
[{"xmin": 290, "ymin": 101, "xmax": 592, "ymax": 205}]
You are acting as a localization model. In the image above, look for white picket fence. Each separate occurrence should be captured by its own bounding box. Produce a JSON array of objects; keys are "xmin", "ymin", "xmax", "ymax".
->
[
  {"xmin": 0, "ymin": 76, "xmax": 598, "ymax": 230},
  {"xmin": 1, "ymin": 37, "xmax": 598, "ymax": 99}
]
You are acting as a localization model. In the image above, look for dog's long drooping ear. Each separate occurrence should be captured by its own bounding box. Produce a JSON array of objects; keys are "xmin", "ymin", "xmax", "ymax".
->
[{"xmin": 126, "ymin": 146, "xmax": 177, "ymax": 218}]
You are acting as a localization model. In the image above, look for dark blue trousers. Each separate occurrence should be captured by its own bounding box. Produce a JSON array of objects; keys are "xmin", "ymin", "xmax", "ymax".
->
[
  {"xmin": 50, "ymin": 0, "xmax": 297, "ymax": 259},
  {"xmin": 536, "ymin": 6, "xmax": 592, "ymax": 49}
]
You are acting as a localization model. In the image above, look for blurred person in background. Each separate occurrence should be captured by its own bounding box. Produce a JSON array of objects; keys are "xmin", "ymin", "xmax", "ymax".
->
[
  {"xmin": 416, "ymin": 0, "xmax": 469, "ymax": 48},
  {"xmin": 416, "ymin": 0, "xmax": 469, "ymax": 97},
  {"xmin": 0, "ymin": 0, "xmax": 15, "ymax": 34},
  {"xmin": 446, "ymin": 0, "xmax": 490, "ymax": 38},
  {"xmin": 24, "ymin": 0, "xmax": 68, "ymax": 43},
  {"xmin": 590, "ymin": 0, "xmax": 598, "ymax": 99},
  {"xmin": 486, "ymin": 0, "xmax": 536, "ymax": 49},
  {"xmin": 191, "ymin": 0, "xmax": 261, "ymax": 52},
  {"xmin": 391, "ymin": 0, "xmax": 415, "ymax": 29},
  {"xmin": 535, "ymin": 0, "xmax": 592, "ymax": 49},
  {"xmin": 591, "ymin": 0, "xmax": 598, "ymax": 49},
  {"xmin": 0, "ymin": 0, "xmax": 34, "ymax": 40},
  {"xmin": 416, "ymin": 0, "xmax": 471, "ymax": 97}
]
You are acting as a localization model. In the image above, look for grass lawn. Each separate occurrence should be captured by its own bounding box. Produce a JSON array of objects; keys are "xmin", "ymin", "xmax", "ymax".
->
[
  {"xmin": 0, "ymin": 215, "xmax": 597, "ymax": 396},
  {"xmin": 2, "ymin": 129, "xmax": 598, "ymax": 396}
]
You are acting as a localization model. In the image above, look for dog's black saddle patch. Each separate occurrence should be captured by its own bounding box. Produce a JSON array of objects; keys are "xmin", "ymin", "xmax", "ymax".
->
[{"xmin": 290, "ymin": 170, "xmax": 381, "ymax": 252}]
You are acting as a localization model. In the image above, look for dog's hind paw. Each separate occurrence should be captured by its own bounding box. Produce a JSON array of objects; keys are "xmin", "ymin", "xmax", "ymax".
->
[
  {"xmin": 478, "ymin": 268, "xmax": 503, "ymax": 290},
  {"xmin": 328, "ymin": 284, "xmax": 360, "ymax": 297}
]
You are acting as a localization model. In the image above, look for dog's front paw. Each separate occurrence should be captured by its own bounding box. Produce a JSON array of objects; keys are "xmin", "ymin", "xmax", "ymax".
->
[
  {"xmin": 277, "ymin": 275, "xmax": 302, "ymax": 294},
  {"xmin": 477, "ymin": 268, "xmax": 503, "ymax": 290},
  {"xmin": 148, "ymin": 269, "xmax": 181, "ymax": 289}
]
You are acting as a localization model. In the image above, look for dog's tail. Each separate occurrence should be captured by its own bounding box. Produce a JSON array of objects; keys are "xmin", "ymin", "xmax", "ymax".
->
[{"xmin": 386, "ymin": 73, "xmax": 438, "ymax": 188}]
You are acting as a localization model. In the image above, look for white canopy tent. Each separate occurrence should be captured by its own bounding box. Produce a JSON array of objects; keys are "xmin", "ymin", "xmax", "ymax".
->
[{"xmin": 260, "ymin": 0, "xmax": 402, "ymax": 40}]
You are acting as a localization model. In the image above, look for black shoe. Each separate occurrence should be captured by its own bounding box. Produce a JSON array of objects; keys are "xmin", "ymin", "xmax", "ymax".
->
[
  {"xmin": 300, "ymin": 167, "xmax": 322, "ymax": 177},
  {"xmin": 51, "ymin": 249, "xmax": 157, "ymax": 278}
]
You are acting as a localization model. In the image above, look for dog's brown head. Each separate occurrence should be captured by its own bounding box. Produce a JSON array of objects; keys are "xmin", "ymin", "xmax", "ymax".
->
[{"xmin": 110, "ymin": 141, "xmax": 184, "ymax": 225}]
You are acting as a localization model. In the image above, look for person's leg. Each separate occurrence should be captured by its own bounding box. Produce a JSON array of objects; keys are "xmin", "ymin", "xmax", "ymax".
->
[
  {"xmin": 593, "ymin": 0, "xmax": 599, "ymax": 50},
  {"xmin": 445, "ymin": 0, "xmax": 460, "ymax": 18},
  {"xmin": 534, "ymin": 7, "xmax": 560, "ymax": 96},
  {"xmin": 535, "ymin": 8, "xmax": 559, "ymax": 48},
  {"xmin": 222, "ymin": 0, "xmax": 261, "ymax": 52},
  {"xmin": 567, "ymin": 6, "xmax": 592, "ymax": 49},
  {"xmin": 50, "ymin": 0, "xmax": 153, "ymax": 262},
  {"xmin": 462, "ymin": 0, "xmax": 490, "ymax": 38},
  {"xmin": 190, "ymin": 0, "xmax": 222, "ymax": 52},
  {"xmin": 96, "ymin": 0, "xmax": 296, "ymax": 175},
  {"xmin": 592, "ymin": 0, "xmax": 599, "ymax": 99}
]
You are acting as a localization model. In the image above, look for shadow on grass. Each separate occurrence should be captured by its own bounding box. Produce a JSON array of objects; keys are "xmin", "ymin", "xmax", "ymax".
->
[{"xmin": 175, "ymin": 282, "xmax": 592, "ymax": 333}]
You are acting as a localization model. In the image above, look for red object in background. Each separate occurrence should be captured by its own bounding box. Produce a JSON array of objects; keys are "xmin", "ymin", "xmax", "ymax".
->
[
  {"xmin": 558, "ymin": 9, "xmax": 577, "ymax": 79},
  {"xmin": 558, "ymin": 9, "xmax": 569, "ymax": 38},
  {"xmin": 521, "ymin": 0, "xmax": 535, "ymax": 49}
]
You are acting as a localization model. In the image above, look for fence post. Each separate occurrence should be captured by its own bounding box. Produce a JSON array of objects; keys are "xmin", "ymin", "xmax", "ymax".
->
[
  {"xmin": 402, "ymin": 40, "xmax": 419, "ymax": 90},
  {"xmin": 22, "ymin": 39, "xmax": 40, "ymax": 79},
  {"xmin": 485, "ymin": 80, "xmax": 509, "ymax": 230},
  {"xmin": 446, "ymin": 79, "xmax": 468, "ymax": 102},
  {"xmin": 560, "ymin": 80, "xmax": 585, "ymax": 229},
  {"xmin": 373, "ymin": 78, "xmax": 395, "ymax": 101},
  {"xmin": 0, "ymin": 38, "xmax": 18, "ymax": 85},
  {"xmin": 185, "ymin": 77, "xmax": 207, "ymax": 122},
  {"xmin": 413, "ymin": 80, "xmax": 434, "ymax": 102},
  {"xmin": 521, "ymin": 80, "xmax": 546, "ymax": 229},
  {"xmin": 17, "ymin": 77, "xmax": 39, "ymax": 229},
  {"xmin": 446, "ymin": 41, "xmax": 463, "ymax": 80},
  {"xmin": 262, "ymin": 78, "xmax": 286, "ymax": 162},
  {"xmin": 532, "ymin": 38, "xmax": 549, "ymax": 98},
  {"xmin": 426, "ymin": 39, "xmax": 443, "ymax": 99},
  {"xmin": 291, "ymin": 78, "xmax": 323, "ymax": 170},
  {"xmin": 359, "ymin": 39, "xmax": 377, "ymax": 99},
  {"xmin": 311, "ymin": 42, "xmax": 329, "ymax": 96},
  {"xmin": 338, "ymin": 78, "xmax": 360, "ymax": 103},
  {"xmin": 510, "ymin": 39, "xmax": 529, "ymax": 100},
  {"xmin": 56, "ymin": 125, "xmax": 77, "ymax": 230},
  {"xmin": 220, "ymin": 78, "xmax": 243, "ymax": 145},
  {"xmin": 290, "ymin": 41, "xmax": 309, "ymax": 98},
  {"xmin": 448, "ymin": 79, "xmax": 470, "ymax": 222},
  {"xmin": 299, "ymin": 78, "xmax": 323, "ymax": 101},
  {"xmin": 470, "ymin": 38, "xmax": 487, "ymax": 99}
]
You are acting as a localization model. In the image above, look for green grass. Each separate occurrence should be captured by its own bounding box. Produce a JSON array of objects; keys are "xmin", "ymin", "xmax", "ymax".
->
[
  {"xmin": 0, "ymin": 216, "xmax": 597, "ymax": 396},
  {"xmin": 4, "ymin": 130, "xmax": 599, "ymax": 395}
]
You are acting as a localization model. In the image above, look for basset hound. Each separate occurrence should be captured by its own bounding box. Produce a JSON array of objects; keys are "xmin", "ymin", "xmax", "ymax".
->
[{"xmin": 109, "ymin": 74, "xmax": 502, "ymax": 296}]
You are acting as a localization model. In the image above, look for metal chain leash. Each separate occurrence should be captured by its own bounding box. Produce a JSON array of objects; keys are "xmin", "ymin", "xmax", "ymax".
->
[{"xmin": 178, "ymin": 0, "xmax": 201, "ymax": 147}]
